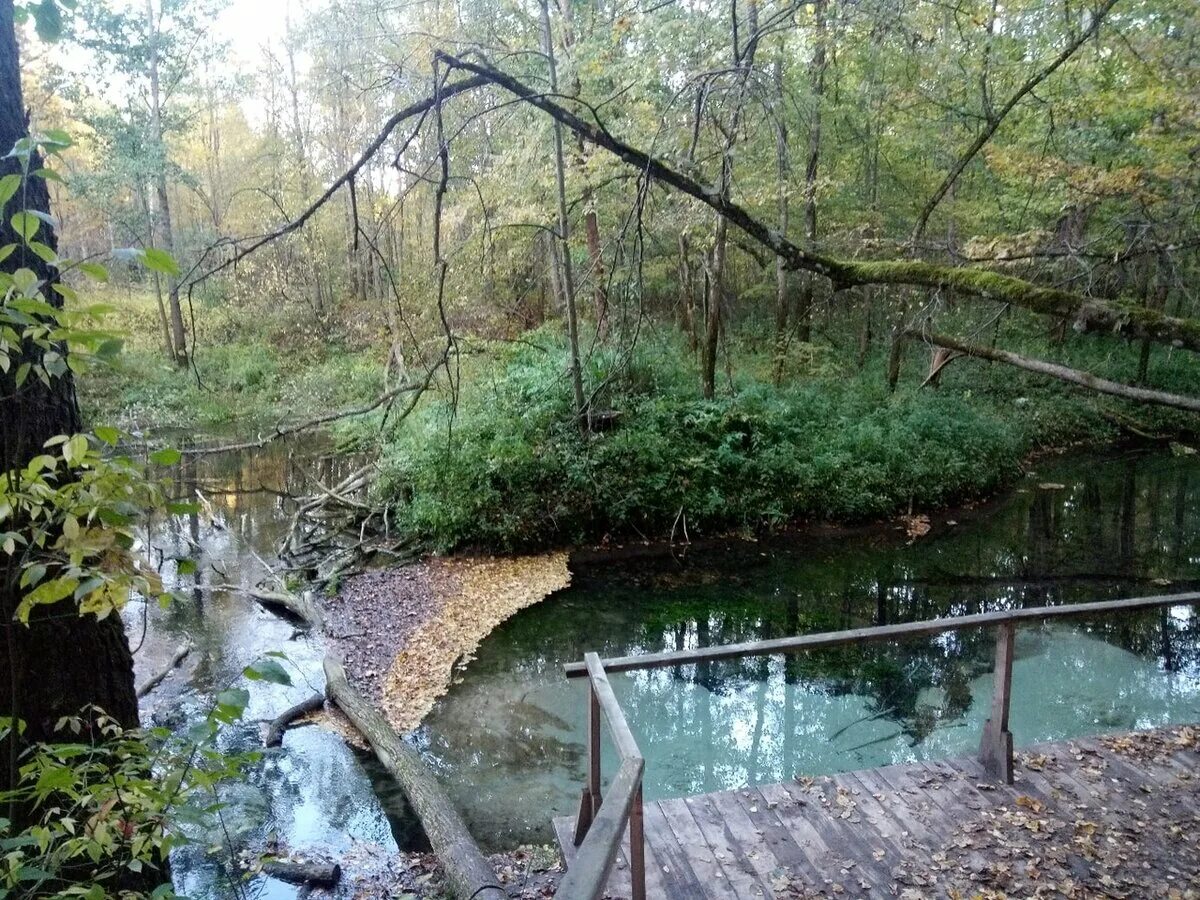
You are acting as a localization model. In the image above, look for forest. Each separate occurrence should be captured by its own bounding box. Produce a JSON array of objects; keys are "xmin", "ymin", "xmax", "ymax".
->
[{"xmin": 1, "ymin": 0, "xmax": 1200, "ymax": 895}]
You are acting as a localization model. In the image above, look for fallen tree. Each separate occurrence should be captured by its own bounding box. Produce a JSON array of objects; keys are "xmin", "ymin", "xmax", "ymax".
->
[
  {"xmin": 323, "ymin": 656, "xmax": 505, "ymax": 900},
  {"xmin": 261, "ymin": 859, "xmax": 341, "ymax": 888},
  {"xmin": 905, "ymin": 330, "xmax": 1200, "ymax": 414}
]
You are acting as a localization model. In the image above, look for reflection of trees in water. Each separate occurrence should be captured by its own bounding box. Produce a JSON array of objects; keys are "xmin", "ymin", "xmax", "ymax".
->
[{"xmin": 475, "ymin": 451, "xmax": 1200, "ymax": 783}]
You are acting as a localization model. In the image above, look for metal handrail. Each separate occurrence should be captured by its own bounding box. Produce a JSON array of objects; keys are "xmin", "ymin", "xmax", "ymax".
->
[{"xmin": 558, "ymin": 651, "xmax": 646, "ymax": 900}]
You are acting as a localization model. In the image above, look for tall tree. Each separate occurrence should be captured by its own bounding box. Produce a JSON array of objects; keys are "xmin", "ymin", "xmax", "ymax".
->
[{"xmin": 0, "ymin": 0, "xmax": 138, "ymax": 802}]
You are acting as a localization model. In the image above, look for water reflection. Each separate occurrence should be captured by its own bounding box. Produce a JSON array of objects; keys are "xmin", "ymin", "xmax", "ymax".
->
[
  {"xmin": 123, "ymin": 435, "xmax": 406, "ymax": 899},
  {"xmin": 420, "ymin": 450, "xmax": 1200, "ymax": 849}
]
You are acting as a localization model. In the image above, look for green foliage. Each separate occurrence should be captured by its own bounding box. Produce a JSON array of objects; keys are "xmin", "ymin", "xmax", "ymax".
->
[
  {"xmin": 0, "ymin": 669, "xmax": 266, "ymax": 900},
  {"xmin": 377, "ymin": 331, "xmax": 1032, "ymax": 551}
]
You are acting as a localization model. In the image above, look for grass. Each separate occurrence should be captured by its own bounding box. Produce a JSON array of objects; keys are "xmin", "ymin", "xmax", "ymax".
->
[{"xmin": 78, "ymin": 288, "xmax": 384, "ymax": 432}]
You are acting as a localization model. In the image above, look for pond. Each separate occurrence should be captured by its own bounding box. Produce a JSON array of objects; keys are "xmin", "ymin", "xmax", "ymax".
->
[
  {"xmin": 132, "ymin": 441, "xmax": 1200, "ymax": 894},
  {"xmin": 416, "ymin": 448, "xmax": 1200, "ymax": 849}
]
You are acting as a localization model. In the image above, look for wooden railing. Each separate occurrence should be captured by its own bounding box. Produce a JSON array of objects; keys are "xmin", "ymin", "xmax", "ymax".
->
[
  {"xmin": 560, "ymin": 591, "xmax": 1200, "ymax": 895},
  {"xmin": 557, "ymin": 652, "xmax": 646, "ymax": 900}
]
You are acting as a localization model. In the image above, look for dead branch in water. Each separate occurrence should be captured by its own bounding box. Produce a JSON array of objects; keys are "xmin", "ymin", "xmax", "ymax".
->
[
  {"xmin": 136, "ymin": 644, "xmax": 192, "ymax": 698},
  {"xmin": 265, "ymin": 693, "xmax": 326, "ymax": 747}
]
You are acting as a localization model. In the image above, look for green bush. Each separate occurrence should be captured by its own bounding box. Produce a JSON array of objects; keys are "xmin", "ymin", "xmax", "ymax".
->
[{"xmin": 376, "ymin": 330, "xmax": 1036, "ymax": 551}]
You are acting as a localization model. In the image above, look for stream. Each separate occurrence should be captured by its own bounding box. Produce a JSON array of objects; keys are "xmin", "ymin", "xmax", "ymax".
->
[{"xmin": 129, "ymin": 441, "xmax": 1200, "ymax": 894}]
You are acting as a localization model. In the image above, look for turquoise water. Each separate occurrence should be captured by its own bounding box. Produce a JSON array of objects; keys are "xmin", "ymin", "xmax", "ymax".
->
[{"xmin": 417, "ymin": 449, "xmax": 1200, "ymax": 848}]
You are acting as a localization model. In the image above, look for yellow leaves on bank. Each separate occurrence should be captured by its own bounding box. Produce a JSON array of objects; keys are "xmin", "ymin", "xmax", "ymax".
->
[{"xmin": 380, "ymin": 552, "xmax": 571, "ymax": 734}]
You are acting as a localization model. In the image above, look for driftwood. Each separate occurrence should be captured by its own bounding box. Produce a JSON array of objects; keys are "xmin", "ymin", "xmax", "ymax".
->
[
  {"xmin": 136, "ymin": 644, "xmax": 191, "ymax": 698},
  {"xmin": 323, "ymin": 656, "xmax": 505, "ymax": 900},
  {"xmin": 239, "ymin": 586, "xmax": 321, "ymax": 627},
  {"xmin": 265, "ymin": 692, "xmax": 326, "ymax": 747},
  {"xmin": 261, "ymin": 859, "xmax": 341, "ymax": 888},
  {"xmin": 906, "ymin": 330, "xmax": 1200, "ymax": 414}
]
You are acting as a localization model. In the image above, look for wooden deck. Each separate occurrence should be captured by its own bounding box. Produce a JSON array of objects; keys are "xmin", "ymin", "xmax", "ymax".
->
[{"xmin": 554, "ymin": 724, "xmax": 1200, "ymax": 898}]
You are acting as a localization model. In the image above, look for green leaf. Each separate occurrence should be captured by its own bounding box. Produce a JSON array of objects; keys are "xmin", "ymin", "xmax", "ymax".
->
[
  {"xmin": 243, "ymin": 658, "xmax": 291, "ymax": 686},
  {"xmin": 149, "ymin": 447, "xmax": 181, "ymax": 466},
  {"xmin": 10, "ymin": 211, "xmax": 38, "ymax": 242},
  {"xmin": 142, "ymin": 247, "xmax": 180, "ymax": 277},
  {"xmin": 0, "ymin": 244, "xmax": 15, "ymax": 264},
  {"xmin": 26, "ymin": 241, "xmax": 57, "ymax": 265},
  {"xmin": 0, "ymin": 174, "xmax": 20, "ymax": 206},
  {"xmin": 176, "ymin": 558, "xmax": 197, "ymax": 576},
  {"xmin": 33, "ymin": 0, "xmax": 64, "ymax": 42},
  {"xmin": 31, "ymin": 167, "xmax": 63, "ymax": 183},
  {"xmin": 62, "ymin": 433, "xmax": 88, "ymax": 466},
  {"xmin": 78, "ymin": 261, "xmax": 108, "ymax": 282},
  {"xmin": 93, "ymin": 425, "xmax": 120, "ymax": 446}
]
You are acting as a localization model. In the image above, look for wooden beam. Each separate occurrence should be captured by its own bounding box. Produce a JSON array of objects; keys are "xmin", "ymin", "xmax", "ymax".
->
[
  {"xmin": 979, "ymin": 623, "xmax": 1015, "ymax": 783},
  {"xmin": 584, "ymin": 652, "xmax": 643, "ymax": 761},
  {"xmin": 564, "ymin": 592, "xmax": 1200, "ymax": 677},
  {"xmin": 557, "ymin": 757, "xmax": 645, "ymax": 900}
]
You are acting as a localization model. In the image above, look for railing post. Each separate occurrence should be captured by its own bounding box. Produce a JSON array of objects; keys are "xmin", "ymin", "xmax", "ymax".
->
[
  {"xmin": 630, "ymin": 780, "xmax": 645, "ymax": 900},
  {"xmin": 574, "ymin": 673, "xmax": 603, "ymax": 845},
  {"xmin": 979, "ymin": 621, "xmax": 1015, "ymax": 783}
]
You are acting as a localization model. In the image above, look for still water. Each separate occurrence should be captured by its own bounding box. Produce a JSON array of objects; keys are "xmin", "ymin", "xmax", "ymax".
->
[
  {"xmin": 133, "ymin": 442, "xmax": 1200, "ymax": 893},
  {"xmin": 417, "ymin": 449, "xmax": 1200, "ymax": 848}
]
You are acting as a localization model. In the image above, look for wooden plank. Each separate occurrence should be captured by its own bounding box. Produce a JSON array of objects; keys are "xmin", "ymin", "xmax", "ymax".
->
[
  {"xmin": 867, "ymin": 764, "xmax": 956, "ymax": 841},
  {"xmin": 683, "ymin": 793, "xmax": 773, "ymax": 899},
  {"xmin": 797, "ymin": 777, "xmax": 898, "ymax": 895},
  {"xmin": 853, "ymin": 765, "xmax": 950, "ymax": 844},
  {"xmin": 706, "ymin": 789, "xmax": 788, "ymax": 888},
  {"xmin": 756, "ymin": 783, "xmax": 836, "ymax": 876},
  {"xmin": 585, "ymin": 653, "xmax": 641, "ymax": 761},
  {"xmin": 558, "ymin": 758, "xmax": 644, "ymax": 900},
  {"xmin": 728, "ymin": 784, "xmax": 820, "ymax": 884},
  {"xmin": 564, "ymin": 593, "xmax": 1200, "ymax": 676},
  {"xmin": 642, "ymin": 800, "xmax": 712, "ymax": 899},
  {"xmin": 658, "ymin": 796, "xmax": 742, "ymax": 899}
]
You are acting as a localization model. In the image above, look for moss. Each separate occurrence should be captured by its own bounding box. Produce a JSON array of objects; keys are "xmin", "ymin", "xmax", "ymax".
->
[{"xmin": 831, "ymin": 259, "xmax": 1200, "ymax": 352}]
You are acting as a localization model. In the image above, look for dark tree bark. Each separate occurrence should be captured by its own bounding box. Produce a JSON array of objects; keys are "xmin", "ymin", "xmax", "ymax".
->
[{"xmin": 0, "ymin": 0, "xmax": 139, "ymax": 801}]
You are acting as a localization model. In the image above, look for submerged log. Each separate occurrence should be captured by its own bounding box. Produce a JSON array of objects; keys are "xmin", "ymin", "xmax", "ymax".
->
[
  {"xmin": 136, "ymin": 643, "xmax": 191, "ymax": 698},
  {"xmin": 265, "ymin": 692, "xmax": 325, "ymax": 747},
  {"xmin": 323, "ymin": 656, "xmax": 505, "ymax": 900},
  {"xmin": 262, "ymin": 859, "xmax": 341, "ymax": 888}
]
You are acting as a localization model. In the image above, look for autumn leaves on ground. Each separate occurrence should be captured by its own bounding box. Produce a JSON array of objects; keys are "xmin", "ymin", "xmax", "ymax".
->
[{"xmin": 323, "ymin": 553, "xmax": 571, "ymax": 735}]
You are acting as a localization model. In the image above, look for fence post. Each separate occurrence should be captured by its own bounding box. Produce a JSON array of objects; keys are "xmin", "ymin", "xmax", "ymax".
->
[
  {"xmin": 574, "ymin": 677, "xmax": 603, "ymax": 844},
  {"xmin": 979, "ymin": 622, "xmax": 1015, "ymax": 783},
  {"xmin": 630, "ymin": 780, "xmax": 645, "ymax": 900}
]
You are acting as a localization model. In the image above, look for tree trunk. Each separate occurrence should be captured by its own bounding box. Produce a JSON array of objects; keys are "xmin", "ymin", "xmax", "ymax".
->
[
  {"xmin": 323, "ymin": 658, "xmax": 503, "ymax": 900},
  {"xmin": 797, "ymin": 0, "xmax": 826, "ymax": 344},
  {"xmin": 145, "ymin": 0, "xmax": 186, "ymax": 366},
  {"xmin": 772, "ymin": 49, "xmax": 790, "ymax": 382},
  {"xmin": 701, "ymin": 0, "xmax": 760, "ymax": 399},
  {"xmin": 557, "ymin": 0, "xmax": 609, "ymax": 338},
  {"xmin": 0, "ymin": 0, "xmax": 140, "ymax": 805},
  {"xmin": 908, "ymin": 330, "xmax": 1200, "ymax": 414},
  {"xmin": 539, "ymin": 0, "xmax": 587, "ymax": 427}
]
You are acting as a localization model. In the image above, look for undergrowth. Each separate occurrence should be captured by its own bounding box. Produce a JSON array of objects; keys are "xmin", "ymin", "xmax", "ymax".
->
[{"xmin": 374, "ymin": 322, "xmax": 1200, "ymax": 552}]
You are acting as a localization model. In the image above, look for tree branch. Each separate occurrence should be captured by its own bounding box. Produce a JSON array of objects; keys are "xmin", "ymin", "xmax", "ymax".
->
[
  {"xmin": 911, "ymin": 0, "xmax": 1119, "ymax": 242},
  {"xmin": 906, "ymin": 329, "xmax": 1200, "ymax": 414}
]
